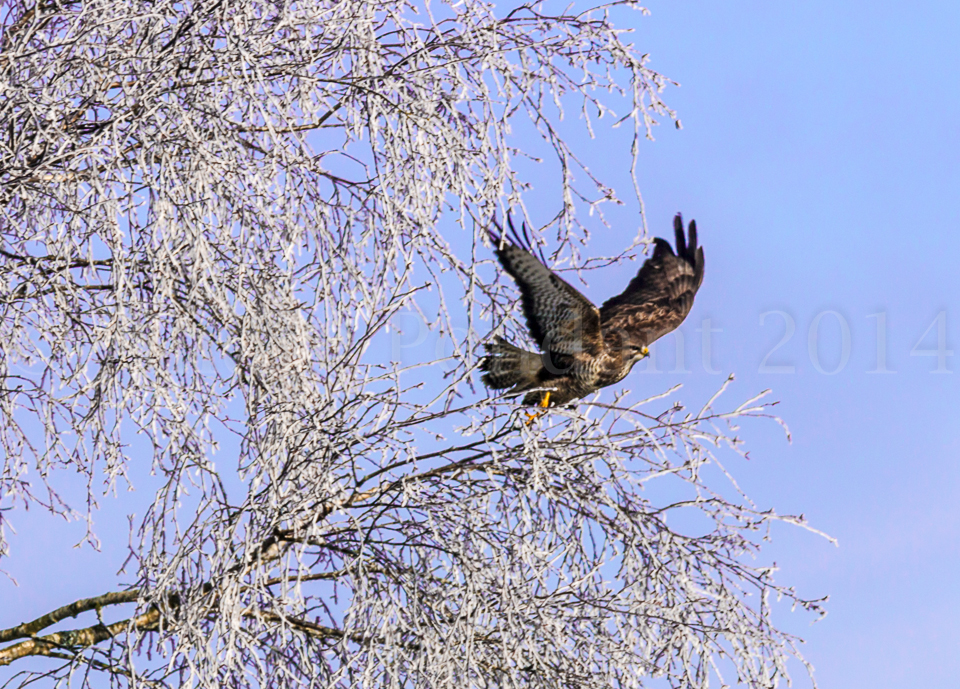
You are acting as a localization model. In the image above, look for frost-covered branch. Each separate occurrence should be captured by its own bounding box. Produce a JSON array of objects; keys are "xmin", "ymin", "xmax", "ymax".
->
[{"xmin": 0, "ymin": 0, "xmax": 824, "ymax": 687}]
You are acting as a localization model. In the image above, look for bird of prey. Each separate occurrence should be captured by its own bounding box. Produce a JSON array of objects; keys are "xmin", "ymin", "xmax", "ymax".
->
[{"xmin": 481, "ymin": 213, "xmax": 704, "ymax": 407}]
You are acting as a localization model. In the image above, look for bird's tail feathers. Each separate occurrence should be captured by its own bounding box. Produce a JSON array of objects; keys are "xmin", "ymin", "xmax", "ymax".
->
[{"xmin": 480, "ymin": 336, "xmax": 541, "ymax": 392}]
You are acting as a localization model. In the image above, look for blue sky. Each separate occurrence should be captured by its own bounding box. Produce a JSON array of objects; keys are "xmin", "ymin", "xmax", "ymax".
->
[
  {"xmin": 3, "ymin": 2, "xmax": 959, "ymax": 687},
  {"xmin": 596, "ymin": 1, "xmax": 960, "ymax": 685}
]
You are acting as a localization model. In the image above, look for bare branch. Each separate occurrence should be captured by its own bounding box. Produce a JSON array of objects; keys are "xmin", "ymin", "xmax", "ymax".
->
[
  {"xmin": 0, "ymin": 608, "xmax": 159, "ymax": 666},
  {"xmin": 0, "ymin": 591, "xmax": 141, "ymax": 644}
]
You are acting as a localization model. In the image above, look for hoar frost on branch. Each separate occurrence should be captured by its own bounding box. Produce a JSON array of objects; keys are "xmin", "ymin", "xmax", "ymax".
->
[{"xmin": 0, "ymin": 0, "xmax": 827, "ymax": 687}]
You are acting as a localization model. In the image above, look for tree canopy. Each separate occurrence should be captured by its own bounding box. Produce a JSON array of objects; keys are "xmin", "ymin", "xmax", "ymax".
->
[{"xmin": 0, "ymin": 1, "xmax": 826, "ymax": 687}]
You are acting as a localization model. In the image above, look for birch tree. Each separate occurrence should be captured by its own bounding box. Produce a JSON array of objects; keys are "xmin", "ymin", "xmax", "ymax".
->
[{"xmin": 0, "ymin": 0, "xmax": 826, "ymax": 687}]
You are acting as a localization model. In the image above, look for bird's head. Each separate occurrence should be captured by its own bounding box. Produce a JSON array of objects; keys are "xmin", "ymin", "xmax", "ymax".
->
[
  {"xmin": 625, "ymin": 343, "xmax": 650, "ymax": 365},
  {"xmin": 605, "ymin": 328, "xmax": 651, "ymax": 368}
]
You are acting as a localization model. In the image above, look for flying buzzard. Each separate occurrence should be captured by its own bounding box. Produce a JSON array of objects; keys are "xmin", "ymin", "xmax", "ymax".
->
[{"xmin": 481, "ymin": 213, "xmax": 704, "ymax": 407}]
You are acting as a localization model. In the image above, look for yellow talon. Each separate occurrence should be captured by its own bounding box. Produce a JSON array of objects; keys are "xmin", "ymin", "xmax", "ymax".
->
[{"xmin": 524, "ymin": 391, "xmax": 552, "ymax": 425}]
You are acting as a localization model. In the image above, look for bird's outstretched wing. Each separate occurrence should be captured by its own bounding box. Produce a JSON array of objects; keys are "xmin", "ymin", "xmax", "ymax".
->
[
  {"xmin": 491, "ymin": 216, "xmax": 602, "ymax": 356},
  {"xmin": 599, "ymin": 213, "xmax": 705, "ymax": 345}
]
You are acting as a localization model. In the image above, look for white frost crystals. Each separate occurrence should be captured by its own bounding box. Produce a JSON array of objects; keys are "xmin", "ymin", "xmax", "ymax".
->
[{"xmin": 0, "ymin": 0, "xmax": 826, "ymax": 687}]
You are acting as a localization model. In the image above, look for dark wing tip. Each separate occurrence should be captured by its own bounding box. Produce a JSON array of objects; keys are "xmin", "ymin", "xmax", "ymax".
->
[
  {"xmin": 488, "ymin": 213, "xmax": 532, "ymax": 257},
  {"xmin": 673, "ymin": 214, "xmax": 699, "ymax": 263},
  {"xmin": 673, "ymin": 213, "xmax": 686, "ymax": 256},
  {"xmin": 504, "ymin": 212, "xmax": 546, "ymax": 263}
]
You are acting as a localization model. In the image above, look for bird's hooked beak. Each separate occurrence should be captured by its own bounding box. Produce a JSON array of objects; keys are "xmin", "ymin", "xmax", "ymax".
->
[{"xmin": 640, "ymin": 346, "xmax": 650, "ymax": 358}]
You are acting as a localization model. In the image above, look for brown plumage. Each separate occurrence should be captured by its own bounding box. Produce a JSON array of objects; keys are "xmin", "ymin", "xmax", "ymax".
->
[{"xmin": 481, "ymin": 213, "xmax": 705, "ymax": 406}]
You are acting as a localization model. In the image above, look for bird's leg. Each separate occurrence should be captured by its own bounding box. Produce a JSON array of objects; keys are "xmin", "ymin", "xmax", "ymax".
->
[{"xmin": 524, "ymin": 391, "xmax": 552, "ymax": 425}]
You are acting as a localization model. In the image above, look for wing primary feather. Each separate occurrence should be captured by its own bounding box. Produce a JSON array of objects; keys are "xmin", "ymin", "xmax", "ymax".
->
[
  {"xmin": 505, "ymin": 214, "xmax": 527, "ymax": 252},
  {"xmin": 505, "ymin": 213, "xmax": 519, "ymax": 245},
  {"xmin": 520, "ymin": 221, "xmax": 535, "ymax": 254},
  {"xmin": 673, "ymin": 213, "xmax": 686, "ymax": 255},
  {"xmin": 687, "ymin": 219, "xmax": 698, "ymax": 257},
  {"xmin": 505, "ymin": 212, "xmax": 546, "ymax": 263}
]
